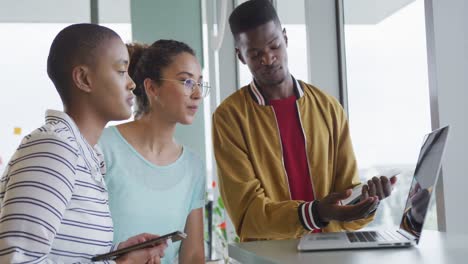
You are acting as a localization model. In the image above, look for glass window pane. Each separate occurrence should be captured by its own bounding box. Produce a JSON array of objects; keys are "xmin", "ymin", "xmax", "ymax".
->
[
  {"xmin": 343, "ymin": 0, "xmax": 435, "ymax": 229},
  {"xmin": 284, "ymin": 24, "xmax": 308, "ymax": 83},
  {"xmin": 0, "ymin": 23, "xmax": 70, "ymax": 172},
  {"xmin": 100, "ymin": 23, "xmax": 132, "ymax": 43}
]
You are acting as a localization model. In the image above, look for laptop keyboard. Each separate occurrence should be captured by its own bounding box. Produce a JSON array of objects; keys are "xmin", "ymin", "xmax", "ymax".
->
[{"xmin": 346, "ymin": 231, "xmax": 400, "ymax": 243}]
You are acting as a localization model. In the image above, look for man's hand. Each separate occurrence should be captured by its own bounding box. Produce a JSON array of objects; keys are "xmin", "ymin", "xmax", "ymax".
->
[
  {"xmin": 410, "ymin": 188, "xmax": 431, "ymax": 223},
  {"xmin": 115, "ymin": 233, "xmax": 167, "ymax": 264},
  {"xmin": 316, "ymin": 189, "xmax": 379, "ymax": 223},
  {"xmin": 361, "ymin": 175, "xmax": 398, "ymax": 201}
]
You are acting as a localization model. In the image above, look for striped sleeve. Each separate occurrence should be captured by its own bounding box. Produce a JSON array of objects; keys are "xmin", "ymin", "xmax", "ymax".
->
[
  {"xmin": 298, "ymin": 201, "xmax": 328, "ymax": 231},
  {"xmin": 0, "ymin": 134, "xmax": 113, "ymax": 263}
]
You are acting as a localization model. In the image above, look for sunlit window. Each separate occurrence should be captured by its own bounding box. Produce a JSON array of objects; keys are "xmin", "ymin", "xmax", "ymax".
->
[
  {"xmin": 343, "ymin": 0, "xmax": 435, "ymax": 229},
  {"xmin": 0, "ymin": 24, "xmax": 68, "ymax": 172}
]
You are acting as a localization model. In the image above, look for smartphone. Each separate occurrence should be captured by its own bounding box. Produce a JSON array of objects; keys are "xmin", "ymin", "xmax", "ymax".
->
[
  {"xmin": 91, "ymin": 231, "xmax": 187, "ymax": 261},
  {"xmin": 341, "ymin": 184, "xmax": 364, "ymax": 205},
  {"xmin": 342, "ymin": 171, "xmax": 401, "ymax": 206}
]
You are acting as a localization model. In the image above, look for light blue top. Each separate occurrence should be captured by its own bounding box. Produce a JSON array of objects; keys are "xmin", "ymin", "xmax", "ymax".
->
[{"xmin": 98, "ymin": 126, "xmax": 206, "ymax": 264}]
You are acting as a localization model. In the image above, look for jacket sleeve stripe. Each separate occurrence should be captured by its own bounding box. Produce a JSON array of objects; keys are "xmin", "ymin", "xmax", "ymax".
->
[
  {"xmin": 309, "ymin": 201, "xmax": 321, "ymax": 230},
  {"xmin": 298, "ymin": 202, "xmax": 314, "ymax": 231}
]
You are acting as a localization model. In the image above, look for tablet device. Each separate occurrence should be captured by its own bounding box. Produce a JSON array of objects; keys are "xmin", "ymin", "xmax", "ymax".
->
[{"xmin": 91, "ymin": 231, "xmax": 187, "ymax": 261}]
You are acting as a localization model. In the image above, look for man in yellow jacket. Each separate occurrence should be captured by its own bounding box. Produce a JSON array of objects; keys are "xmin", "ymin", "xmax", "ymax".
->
[{"xmin": 212, "ymin": 0, "xmax": 397, "ymax": 242}]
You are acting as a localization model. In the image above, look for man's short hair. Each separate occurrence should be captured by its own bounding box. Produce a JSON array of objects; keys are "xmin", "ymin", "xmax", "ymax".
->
[
  {"xmin": 228, "ymin": 0, "xmax": 281, "ymax": 38},
  {"xmin": 47, "ymin": 23, "xmax": 120, "ymax": 104}
]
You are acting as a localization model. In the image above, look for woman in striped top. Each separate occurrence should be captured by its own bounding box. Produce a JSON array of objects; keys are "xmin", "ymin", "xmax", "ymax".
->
[{"xmin": 0, "ymin": 24, "xmax": 166, "ymax": 264}]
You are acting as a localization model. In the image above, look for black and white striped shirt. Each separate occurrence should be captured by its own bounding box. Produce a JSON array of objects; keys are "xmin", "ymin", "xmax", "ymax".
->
[{"xmin": 0, "ymin": 110, "xmax": 115, "ymax": 263}]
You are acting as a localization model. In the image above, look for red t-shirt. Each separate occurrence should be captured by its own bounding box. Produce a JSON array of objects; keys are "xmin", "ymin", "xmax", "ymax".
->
[{"xmin": 270, "ymin": 95, "xmax": 315, "ymax": 202}]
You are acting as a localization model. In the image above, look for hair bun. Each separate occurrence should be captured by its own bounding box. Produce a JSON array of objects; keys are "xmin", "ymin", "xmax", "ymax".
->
[{"xmin": 127, "ymin": 42, "xmax": 149, "ymax": 79}]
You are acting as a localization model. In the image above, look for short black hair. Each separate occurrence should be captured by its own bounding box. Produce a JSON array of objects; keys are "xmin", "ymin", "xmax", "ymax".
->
[
  {"xmin": 127, "ymin": 40, "xmax": 195, "ymax": 118},
  {"xmin": 47, "ymin": 23, "xmax": 120, "ymax": 104},
  {"xmin": 229, "ymin": 0, "xmax": 281, "ymax": 38}
]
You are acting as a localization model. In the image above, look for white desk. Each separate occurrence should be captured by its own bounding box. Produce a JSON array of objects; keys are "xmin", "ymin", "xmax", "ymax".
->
[{"xmin": 228, "ymin": 230, "xmax": 467, "ymax": 264}]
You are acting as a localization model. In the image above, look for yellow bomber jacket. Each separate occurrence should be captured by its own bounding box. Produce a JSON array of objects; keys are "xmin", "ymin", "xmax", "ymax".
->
[{"xmin": 212, "ymin": 79, "xmax": 373, "ymax": 241}]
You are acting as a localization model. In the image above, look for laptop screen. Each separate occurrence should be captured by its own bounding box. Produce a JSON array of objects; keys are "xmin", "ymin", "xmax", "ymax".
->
[{"xmin": 399, "ymin": 126, "xmax": 449, "ymax": 242}]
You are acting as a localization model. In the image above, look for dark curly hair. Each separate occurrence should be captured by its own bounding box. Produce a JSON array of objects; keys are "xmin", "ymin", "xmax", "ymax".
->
[{"xmin": 127, "ymin": 40, "xmax": 195, "ymax": 118}]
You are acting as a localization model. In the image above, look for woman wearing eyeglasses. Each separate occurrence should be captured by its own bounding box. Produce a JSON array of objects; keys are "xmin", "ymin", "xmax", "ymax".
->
[{"xmin": 98, "ymin": 40, "xmax": 208, "ymax": 264}]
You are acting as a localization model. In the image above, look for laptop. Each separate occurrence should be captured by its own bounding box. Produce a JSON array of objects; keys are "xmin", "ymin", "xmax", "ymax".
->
[{"xmin": 297, "ymin": 125, "xmax": 450, "ymax": 251}]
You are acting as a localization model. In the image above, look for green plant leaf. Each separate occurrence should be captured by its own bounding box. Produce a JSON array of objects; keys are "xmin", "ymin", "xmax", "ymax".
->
[
  {"xmin": 217, "ymin": 197, "xmax": 225, "ymax": 209},
  {"xmin": 222, "ymin": 229, "xmax": 228, "ymax": 241},
  {"xmin": 214, "ymin": 207, "xmax": 222, "ymax": 217}
]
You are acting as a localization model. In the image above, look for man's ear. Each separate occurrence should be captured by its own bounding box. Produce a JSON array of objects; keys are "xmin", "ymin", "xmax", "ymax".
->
[
  {"xmin": 72, "ymin": 65, "xmax": 92, "ymax": 93},
  {"xmin": 236, "ymin": 48, "xmax": 246, "ymax": 65},
  {"xmin": 282, "ymin": 28, "xmax": 288, "ymax": 47}
]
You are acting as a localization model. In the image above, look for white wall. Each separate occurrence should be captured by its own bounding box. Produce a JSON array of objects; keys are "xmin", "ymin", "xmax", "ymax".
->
[{"xmin": 425, "ymin": 0, "xmax": 468, "ymax": 233}]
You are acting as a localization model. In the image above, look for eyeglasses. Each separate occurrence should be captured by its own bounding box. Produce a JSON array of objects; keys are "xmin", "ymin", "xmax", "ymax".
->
[{"xmin": 159, "ymin": 78, "xmax": 210, "ymax": 98}]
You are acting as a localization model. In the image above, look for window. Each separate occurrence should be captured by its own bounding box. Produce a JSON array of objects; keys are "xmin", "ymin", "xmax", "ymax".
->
[
  {"xmin": 0, "ymin": 23, "xmax": 70, "ymax": 172},
  {"xmin": 343, "ymin": 0, "xmax": 435, "ymax": 228}
]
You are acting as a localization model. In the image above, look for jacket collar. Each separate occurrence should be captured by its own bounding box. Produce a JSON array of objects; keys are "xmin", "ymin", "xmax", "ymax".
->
[{"xmin": 248, "ymin": 76, "xmax": 304, "ymax": 106}]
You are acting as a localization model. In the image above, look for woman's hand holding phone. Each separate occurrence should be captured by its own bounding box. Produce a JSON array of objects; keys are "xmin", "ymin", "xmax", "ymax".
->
[{"xmin": 115, "ymin": 233, "xmax": 167, "ymax": 264}]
